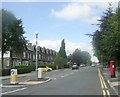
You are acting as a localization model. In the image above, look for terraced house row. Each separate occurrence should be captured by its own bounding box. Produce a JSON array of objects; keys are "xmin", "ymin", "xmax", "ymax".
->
[{"xmin": 2, "ymin": 43, "xmax": 57, "ymax": 69}]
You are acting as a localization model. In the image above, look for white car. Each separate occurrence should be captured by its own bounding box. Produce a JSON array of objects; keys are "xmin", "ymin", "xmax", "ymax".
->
[
  {"xmin": 80, "ymin": 64, "xmax": 85, "ymax": 67},
  {"xmin": 91, "ymin": 64, "xmax": 95, "ymax": 67}
]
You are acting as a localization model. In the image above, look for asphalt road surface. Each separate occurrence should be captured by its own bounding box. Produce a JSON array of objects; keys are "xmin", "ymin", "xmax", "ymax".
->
[{"xmin": 1, "ymin": 66, "xmax": 117, "ymax": 96}]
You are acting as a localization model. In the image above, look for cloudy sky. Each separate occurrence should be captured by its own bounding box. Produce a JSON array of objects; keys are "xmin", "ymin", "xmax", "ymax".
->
[{"xmin": 2, "ymin": 0, "xmax": 118, "ymax": 62}]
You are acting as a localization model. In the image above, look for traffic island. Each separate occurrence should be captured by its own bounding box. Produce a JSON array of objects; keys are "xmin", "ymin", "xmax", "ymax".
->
[
  {"xmin": 21, "ymin": 77, "xmax": 51, "ymax": 85},
  {"xmin": 1, "ymin": 78, "xmax": 51, "ymax": 88}
]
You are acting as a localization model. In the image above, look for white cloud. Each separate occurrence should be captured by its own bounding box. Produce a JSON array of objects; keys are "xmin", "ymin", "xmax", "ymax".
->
[
  {"xmin": 51, "ymin": 3, "xmax": 92, "ymax": 20},
  {"xmin": 30, "ymin": 39, "xmax": 61, "ymax": 51},
  {"xmin": 30, "ymin": 39, "xmax": 99, "ymax": 62},
  {"xmin": 51, "ymin": 2, "xmax": 118, "ymax": 24},
  {"xmin": 51, "ymin": 3, "xmax": 101, "ymax": 24}
]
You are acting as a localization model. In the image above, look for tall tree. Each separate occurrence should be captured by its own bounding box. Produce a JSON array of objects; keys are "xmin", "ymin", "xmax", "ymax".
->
[
  {"xmin": 91, "ymin": 3, "xmax": 120, "ymax": 66},
  {"xmin": 59, "ymin": 39, "xmax": 67, "ymax": 59},
  {"xmin": 69, "ymin": 48, "xmax": 91, "ymax": 65},
  {"xmin": 1, "ymin": 9, "xmax": 27, "ymax": 68}
]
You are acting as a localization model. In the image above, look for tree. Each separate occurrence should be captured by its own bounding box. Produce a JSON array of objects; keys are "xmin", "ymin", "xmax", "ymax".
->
[
  {"xmin": 53, "ymin": 39, "xmax": 67, "ymax": 68},
  {"xmin": 91, "ymin": 3, "xmax": 120, "ymax": 66},
  {"xmin": 80, "ymin": 51, "xmax": 91, "ymax": 64},
  {"xmin": 71, "ymin": 49, "xmax": 82, "ymax": 65},
  {"xmin": 59, "ymin": 39, "xmax": 67, "ymax": 59},
  {"xmin": 69, "ymin": 48, "xmax": 91, "ymax": 65},
  {"xmin": 53, "ymin": 54, "xmax": 67, "ymax": 69},
  {"xmin": 1, "ymin": 9, "xmax": 27, "ymax": 68}
]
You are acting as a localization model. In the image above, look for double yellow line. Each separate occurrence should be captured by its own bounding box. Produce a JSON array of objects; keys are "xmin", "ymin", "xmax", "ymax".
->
[{"xmin": 98, "ymin": 68, "xmax": 110, "ymax": 97}]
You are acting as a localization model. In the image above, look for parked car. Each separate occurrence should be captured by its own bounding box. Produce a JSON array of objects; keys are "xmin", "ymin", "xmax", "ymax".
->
[
  {"xmin": 72, "ymin": 64, "xmax": 79, "ymax": 70},
  {"xmin": 91, "ymin": 64, "xmax": 96, "ymax": 67},
  {"xmin": 39, "ymin": 66, "xmax": 52, "ymax": 71},
  {"xmin": 80, "ymin": 64, "xmax": 86, "ymax": 67}
]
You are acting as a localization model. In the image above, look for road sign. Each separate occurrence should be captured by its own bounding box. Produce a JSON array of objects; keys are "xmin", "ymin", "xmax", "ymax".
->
[
  {"xmin": 10, "ymin": 69, "xmax": 18, "ymax": 84},
  {"xmin": 11, "ymin": 70, "xmax": 15, "ymax": 75}
]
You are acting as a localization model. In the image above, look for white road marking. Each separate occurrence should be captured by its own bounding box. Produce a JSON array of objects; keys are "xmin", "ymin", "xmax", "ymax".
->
[
  {"xmin": 1, "ymin": 84, "xmax": 27, "ymax": 88},
  {"xmin": 1, "ymin": 87, "xmax": 27, "ymax": 95}
]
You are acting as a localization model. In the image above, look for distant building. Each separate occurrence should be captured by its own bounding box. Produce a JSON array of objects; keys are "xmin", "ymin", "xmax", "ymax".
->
[{"xmin": 1, "ymin": 43, "xmax": 57, "ymax": 69}]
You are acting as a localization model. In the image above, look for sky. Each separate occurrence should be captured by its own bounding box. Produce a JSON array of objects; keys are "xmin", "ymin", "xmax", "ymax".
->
[{"xmin": 2, "ymin": 0, "xmax": 119, "ymax": 62}]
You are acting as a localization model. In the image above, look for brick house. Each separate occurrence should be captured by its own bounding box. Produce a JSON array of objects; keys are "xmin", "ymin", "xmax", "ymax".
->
[{"xmin": 1, "ymin": 43, "xmax": 57, "ymax": 69}]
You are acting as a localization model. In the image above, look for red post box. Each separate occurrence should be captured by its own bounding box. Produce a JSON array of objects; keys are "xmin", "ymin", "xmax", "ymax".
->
[{"xmin": 110, "ymin": 59, "xmax": 116, "ymax": 78}]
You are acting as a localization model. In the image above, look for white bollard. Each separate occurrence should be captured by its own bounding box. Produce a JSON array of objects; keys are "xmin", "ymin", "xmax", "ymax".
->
[
  {"xmin": 38, "ymin": 68, "xmax": 43, "ymax": 79},
  {"xmin": 10, "ymin": 69, "xmax": 18, "ymax": 84}
]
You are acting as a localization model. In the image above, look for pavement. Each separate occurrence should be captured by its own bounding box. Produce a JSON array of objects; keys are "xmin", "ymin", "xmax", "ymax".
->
[{"xmin": 101, "ymin": 67, "xmax": 120, "ymax": 97}]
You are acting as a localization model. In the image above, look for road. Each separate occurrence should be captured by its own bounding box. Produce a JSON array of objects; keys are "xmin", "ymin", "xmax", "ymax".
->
[{"xmin": 1, "ymin": 66, "xmax": 117, "ymax": 96}]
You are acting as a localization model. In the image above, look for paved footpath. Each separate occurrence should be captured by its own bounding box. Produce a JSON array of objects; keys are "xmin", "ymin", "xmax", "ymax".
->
[{"xmin": 101, "ymin": 67, "xmax": 120, "ymax": 97}]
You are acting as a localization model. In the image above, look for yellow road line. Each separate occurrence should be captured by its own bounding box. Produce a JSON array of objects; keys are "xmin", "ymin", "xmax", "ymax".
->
[
  {"xmin": 106, "ymin": 90, "xmax": 110, "ymax": 97},
  {"xmin": 98, "ymin": 68, "xmax": 111, "ymax": 97},
  {"xmin": 100, "ymin": 73, "xmax": 107, "ymax": 89},
  {"xmin": 98, "ymin": 69, "xmax": 104, "ymax": 89},
  {"xmin": 103, "ymin": 90, "xmax": 106, "ymax": 97}
]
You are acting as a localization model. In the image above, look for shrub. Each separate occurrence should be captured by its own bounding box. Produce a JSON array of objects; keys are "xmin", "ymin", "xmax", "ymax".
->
[
  {"xmin": 2, "ymin": 65, "xmax": 36, "ymax": 76},
  {"xmin": 2, "ymin": 64, "xmax": 57, "ymax": 76},
  {"xmin": 2, "ymin": 69, "xmax": 10, "ymax": 76},
  {"xmin": 45, "ymin": 64, "xmax": 56, "ymax": 70}
]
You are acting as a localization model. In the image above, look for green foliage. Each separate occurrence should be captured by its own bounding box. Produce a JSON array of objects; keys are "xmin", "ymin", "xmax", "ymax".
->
[
  {"xmin": 86, "ymin": 60, "xmax": 92, "ymax": 65},
  {"xmin": 59, "ymin": 39, "xmax": 67, "ymax": 59},
  {"xmin": 54, "ymin": 39, "xmax": 68, "ymax": 68},
  {"xmin": 2, "ymin": 64, "xmax": 57, "ymax": 76},
  {"xmin": 43, "ymin": 64, "xmax": 57, "ymax": 70},
  {"xmin": 2, "ymin": 65, "xmax": 35, "ymax": 76},
  {"xmin": 2, "ymin": 69, "xmax": 10, "ymax": 76},
  {"xmin": 1, "ymin": 9, "xmax": 27, "ymax": 68},
  {"xmin": 68, "ymin": 48, "xmax": 91, "ymax": 65},
  {"xmin": 92, "ymin": 3, "xmax": 120, "ymax": 66},
  {"xmin": 53, "ymin": 54, "xmax": 67, "ymax": 69}
]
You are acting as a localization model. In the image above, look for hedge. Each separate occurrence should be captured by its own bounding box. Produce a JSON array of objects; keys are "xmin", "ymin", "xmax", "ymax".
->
[
  {"xmin": 2, "ymin": 69, "xmax": 10, "ymax": 76},
  {"xmin": 2, "ymin": 64, "xmax": 57, "ymax": 76},
  {"xmin": 2, "ymin": 65, "xmax": 36, "ymax": 76}
]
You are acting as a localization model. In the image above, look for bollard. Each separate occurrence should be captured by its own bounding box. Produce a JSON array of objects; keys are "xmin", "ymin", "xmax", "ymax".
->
[
  {"xmin": 38, "ymin": 68, "xmax": 43, "ymax": 79},
  {"xmin": 10, "ymin": 69, "xmax": 18, "ymax": 84}
]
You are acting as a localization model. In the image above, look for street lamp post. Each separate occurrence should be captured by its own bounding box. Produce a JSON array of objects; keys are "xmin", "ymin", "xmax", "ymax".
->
[{"xmin": 35, "ymin": 32, "xmax": 38, "ymax": 80}]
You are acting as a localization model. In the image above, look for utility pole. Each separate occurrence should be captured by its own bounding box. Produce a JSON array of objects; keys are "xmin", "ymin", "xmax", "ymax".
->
[{"xmin": 35, "ymin": 32, "xmax": 38, "ymax": 80}]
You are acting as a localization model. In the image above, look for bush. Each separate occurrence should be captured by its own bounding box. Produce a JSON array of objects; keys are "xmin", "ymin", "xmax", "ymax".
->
[
  {"xmin": 2, "ymin": 65, "xmax": 36, "ymax": 76},
  {"xmin": 45, "ymin": 64, "xmax": 56, "ymax": 70},
  {"xmin": 2, "ymin": 69, "xmax": 10, "ymax": 76},
  {"xmin": 38, "ymin": 64, "xmax": 57, "ymax": 70},
  {"xmin": 64, "ymin": 64, "xmax": 69, "ymax": 68},
  {"xmin": 2, "ymin": 64, "xmax": 57, "ymax": 76}
]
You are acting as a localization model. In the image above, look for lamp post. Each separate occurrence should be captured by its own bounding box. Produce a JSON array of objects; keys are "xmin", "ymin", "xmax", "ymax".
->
[{"xmin": 35, "ymin": 32, "xmax": 38, "ymax": 80}]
